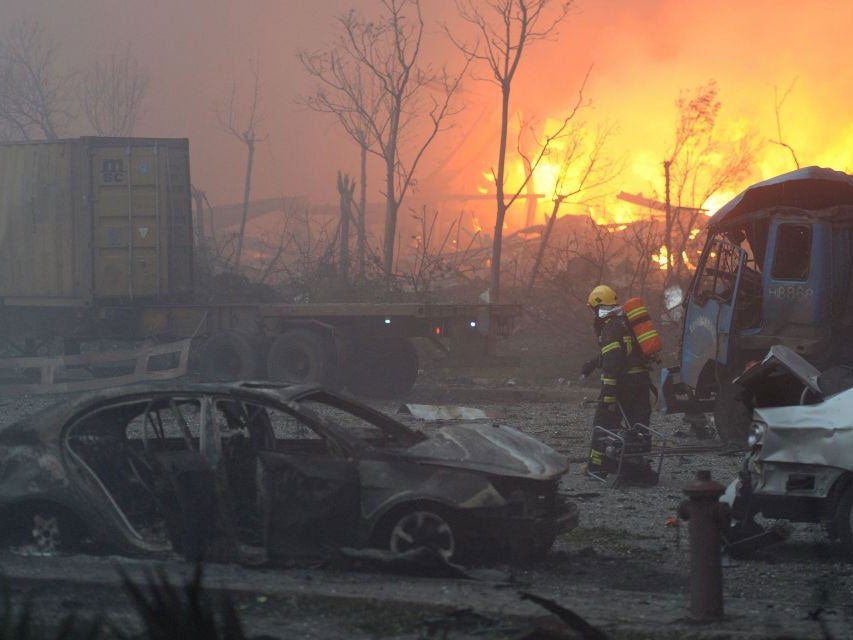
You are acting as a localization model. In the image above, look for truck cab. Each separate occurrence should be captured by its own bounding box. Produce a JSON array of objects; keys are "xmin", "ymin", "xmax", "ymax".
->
[{"xmin": 662, "ymin": 167, "xmax": 853, "ymax": 442}]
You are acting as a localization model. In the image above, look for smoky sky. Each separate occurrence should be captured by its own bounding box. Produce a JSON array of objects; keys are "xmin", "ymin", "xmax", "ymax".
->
[{"xmin": 4, "ymin": 0, "xmax": 853, "ymax": 214}]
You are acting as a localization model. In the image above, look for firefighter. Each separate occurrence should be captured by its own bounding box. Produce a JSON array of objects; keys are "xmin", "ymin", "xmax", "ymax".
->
[{"xmin": 581, "ymin": 285, "xmax": 655, "ymax": 482}]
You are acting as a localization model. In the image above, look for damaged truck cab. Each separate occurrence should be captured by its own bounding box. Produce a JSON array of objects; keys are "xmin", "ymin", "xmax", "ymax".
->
[{"xmin": 662, "ymin": 167, "xmax": 853, "ymax": 442}]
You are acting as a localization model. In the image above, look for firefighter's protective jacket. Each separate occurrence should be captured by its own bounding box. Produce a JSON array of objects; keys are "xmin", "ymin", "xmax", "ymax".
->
[{"xmin": 596, "ymin": 307, "xmax": 648, "ymax": 405}]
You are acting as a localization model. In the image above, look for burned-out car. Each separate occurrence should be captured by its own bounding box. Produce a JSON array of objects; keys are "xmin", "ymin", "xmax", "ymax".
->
[
  {"xmin": 723, "ymin": 345, "xmax": 853, "ymax": 554},
  {"xmin": 0, "ymin": 382, "xmax": 577, "ymax": 562}
]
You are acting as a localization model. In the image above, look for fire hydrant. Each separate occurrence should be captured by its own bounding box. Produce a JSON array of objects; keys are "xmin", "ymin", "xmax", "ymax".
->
[{"xmin": 678, "ymin": 469, "xmax": 730, "ymax": 621}]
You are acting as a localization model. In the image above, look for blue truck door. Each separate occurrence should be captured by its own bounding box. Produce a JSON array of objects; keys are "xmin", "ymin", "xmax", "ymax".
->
[
  {"xmin": 762, "ymin": 220, "xmax": 831, "ymax": 354},
  {"xmin": 680, "ymin": 238, "xmax": 747, "ymax": 388}
]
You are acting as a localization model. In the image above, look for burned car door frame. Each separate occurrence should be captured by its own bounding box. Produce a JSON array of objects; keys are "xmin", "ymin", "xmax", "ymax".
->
[
  {"xmin": 227, "ymin": 397, "xmax": 362, "ymax": 559},
  {"xmin": 64, "ymin": 394, "xmax": 241, "ymax": 559}
]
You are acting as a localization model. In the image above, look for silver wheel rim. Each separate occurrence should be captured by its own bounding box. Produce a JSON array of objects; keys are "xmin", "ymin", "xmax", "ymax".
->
[
  {"xmin": 389, "ymin": 510, "xmax": 455, "ymax": 560},
  {"xmin": 32, "ymin": 514, "xmax": 61, "ymax": 554}
]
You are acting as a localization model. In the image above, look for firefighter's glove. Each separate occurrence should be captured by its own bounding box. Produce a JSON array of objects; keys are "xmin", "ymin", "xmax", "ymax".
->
[{"xmin": 580, "ymin": 358, "xmax": 598, "ymax": 378}]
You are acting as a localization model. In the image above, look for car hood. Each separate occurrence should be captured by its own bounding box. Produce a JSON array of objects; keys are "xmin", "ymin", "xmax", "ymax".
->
[
  {"xmin": 399, "ymin": 422, "xmax": 568, "ymax": 480},
  {"xmin": 755, "ymin": 387, "xmax": 853, "ymax": 470}
]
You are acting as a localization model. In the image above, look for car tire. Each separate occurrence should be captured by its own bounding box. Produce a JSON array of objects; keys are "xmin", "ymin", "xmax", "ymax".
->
[
  {"xmin": 198, "ymin": 330, "xmax": 259, "ymax": 381},
  {"xmin": 382, "ymin": 506, "xmax": 457, "ymax": 561},
  {"xmin": 267, "ymin": 329, "xmax": 337, "ymax": 386},
  {"xmin": 5, "ymin": 505, "xmax": 85, "ymax": 554},
  {"xmin": 714, "ymin": 380, "xmax": 753, "ymax": 445},
  {"xmin": 834, "ymin": 484, "xmax": 853, "ymax": 555}
]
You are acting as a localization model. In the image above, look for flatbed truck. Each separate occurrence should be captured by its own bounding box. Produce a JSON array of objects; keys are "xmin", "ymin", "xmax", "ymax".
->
[{"xmin": 0, "ymin": 137, "xmax": 519, "ymax": 396}]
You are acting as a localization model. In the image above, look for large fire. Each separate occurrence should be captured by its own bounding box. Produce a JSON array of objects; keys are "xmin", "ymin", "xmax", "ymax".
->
[{"xmin": 468, "ymin": 82, "xmax": 853, "ymax": 237}]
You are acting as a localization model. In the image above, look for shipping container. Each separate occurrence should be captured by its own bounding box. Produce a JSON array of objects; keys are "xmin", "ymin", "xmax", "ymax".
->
[{"xmin": 0, "ymin": 137, "xmax": 193, "ymax": 304}]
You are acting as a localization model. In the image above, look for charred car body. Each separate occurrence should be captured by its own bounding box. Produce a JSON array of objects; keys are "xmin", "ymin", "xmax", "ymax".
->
[
  {"xmin": 722, "ymin": 345, "xmax": 853, "ymax": 554},
  {"xmin": 661, "ymin": 167, "xmax": 853, "ymax": 442},
  {"xmin": 0, "ymin": 382, "xmax": 577, "ymax": 562}
]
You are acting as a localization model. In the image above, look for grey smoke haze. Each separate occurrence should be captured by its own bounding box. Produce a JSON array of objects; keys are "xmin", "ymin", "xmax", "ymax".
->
[{"xmin": 3, "ymin": 0, "xmax": 852, "ymax": 215}]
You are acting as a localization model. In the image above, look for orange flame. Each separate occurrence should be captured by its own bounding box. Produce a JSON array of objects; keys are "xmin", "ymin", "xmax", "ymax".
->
[{"xmin": 652, "ymin": 245, "xmax": 669, "ymax": 270}]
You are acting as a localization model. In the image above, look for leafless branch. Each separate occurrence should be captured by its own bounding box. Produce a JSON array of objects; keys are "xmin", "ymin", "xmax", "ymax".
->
[
  {"xmin": 81, "ymin": 45, "xmax": 148, "ymax": 136},
  {"xmin": 0, "ymin": 20, "xmax": 72, "ymax": 140},
  {"xmin": 214, "ymin": 60, "xmax": 268, "ymax": 269},
  {"xmin": 770, "ymin": 78, "xmax": 800, "ymax": 170}
]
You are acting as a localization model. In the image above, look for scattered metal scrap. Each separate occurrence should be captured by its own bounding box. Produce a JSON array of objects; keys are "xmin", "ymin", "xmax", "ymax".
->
[
  {"xmin": 519, "ymin": 592, "xmax": 610, "ymax": 640},
  {"xmin": 0, "ymin": 339, "xmax": 190, "ymax": 395},
  {"xmin": 398, "ymin": 403, "xmax": 488, "ymax": 421}
]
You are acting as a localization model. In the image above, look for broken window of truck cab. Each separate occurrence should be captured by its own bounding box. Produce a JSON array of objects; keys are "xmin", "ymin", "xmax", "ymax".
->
[
  {"xmin": 771, "ymin": 224, "xmax": 811, "ymax": 281},
  {"xmin": 717, "ymin": 224, "xmax": 764, "ymax": 328},
  {"xmin": 695, "ymin": 240, "xmax": 742, "ymax": 304}
]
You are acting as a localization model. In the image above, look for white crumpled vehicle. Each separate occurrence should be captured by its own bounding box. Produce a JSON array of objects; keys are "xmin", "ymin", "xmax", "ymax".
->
[{"xmin": 722, "ymin": 345, "xmax": 853, "ymax": 555}]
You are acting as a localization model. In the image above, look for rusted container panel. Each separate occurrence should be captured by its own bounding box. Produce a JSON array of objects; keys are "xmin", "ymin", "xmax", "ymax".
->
[
  {"xmin": 0, "ymin": 137, "xmax": 193, "ymax": 304},
  {"xmin": 0, "ymin": 140, "xmax": 85, "ymax": 301},
  {"xmin": 90, "ymin": 139, "xmax": 192, "ymax": 299}
]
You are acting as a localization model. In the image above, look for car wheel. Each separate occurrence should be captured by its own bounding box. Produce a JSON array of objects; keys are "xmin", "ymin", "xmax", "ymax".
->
[
  {"xmin": 386, "ymin": 508, "xmax": 456, "ymax": 560},
  {"xmin": 834, "ymin": 484, "xmax": 853, "ymax": 554},
  {"xmin": 714, "ymin": 380, "xmax": 752, "ymax": 445},
  {"xmin": 267, "ymin": 329, "xmax": 337, "ymax": 386},
  {"xmin": 198, "ymin": 330, "xmax": 259, "ymax": 381},
  {"xmin": 6, "ymin": 506, "xmax": 85, "ymax": 555}
]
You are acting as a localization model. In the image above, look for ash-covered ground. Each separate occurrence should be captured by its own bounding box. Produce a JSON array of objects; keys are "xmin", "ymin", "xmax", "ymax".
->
[{"xmin": 1, "ymin": 383, "xmax": 852, "ymax": 639}]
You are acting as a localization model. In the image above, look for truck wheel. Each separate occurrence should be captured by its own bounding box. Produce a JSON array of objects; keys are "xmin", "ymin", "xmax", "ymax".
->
[
  {"xmin": 714, "ymin": 381, "xmax": 753, "ymax": 445},
  {"xmin": 267, "ymin": 329, "xmax": 336, "ymax": 386},
  {"xmin": 345, "ymin": 336, "xmax": 418, "ymax": 398},
  {"xmin": 198, "ymin": 330, "xmax": 259, "ymax": 381}
]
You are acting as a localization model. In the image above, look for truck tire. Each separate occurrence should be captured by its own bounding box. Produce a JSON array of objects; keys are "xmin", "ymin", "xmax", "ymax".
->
[
  {"xmin": 267, "ymin": 329, "xmax": 337, "ymax": 386},
  {"xmin": 714, "ymin": 380, "xmax": 753, "ymax": 445},
  {"xmin": 198, "ymin": 330, "xmax": 259, "ymax": 381},
  {"xmin": 345, "ymin": 336, "xmax": 418, "ymax": 398}
]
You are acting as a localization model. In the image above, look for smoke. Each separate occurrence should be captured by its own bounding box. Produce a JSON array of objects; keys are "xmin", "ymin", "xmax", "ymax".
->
[{"xmin": 3, "ymin": 0, "xmax": 852, "ymax": 213}]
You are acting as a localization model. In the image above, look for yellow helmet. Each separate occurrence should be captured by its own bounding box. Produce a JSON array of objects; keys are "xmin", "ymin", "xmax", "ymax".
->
[{"xmin": 587, "ymin": 284, "xmax": 617, "ymax": 308}]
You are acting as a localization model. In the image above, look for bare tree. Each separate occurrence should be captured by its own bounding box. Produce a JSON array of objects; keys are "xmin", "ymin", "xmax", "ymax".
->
[
  {"xmin": 450, "ymin": 0, "xmax": 574, "ymax": 303},
  {"xmin": 215, "ymin": 60, "xmax": 267, "ymax": 269},
  {"xmin": 770, "ymin": 78, "xmax": 800, "ymax": 170},
  {"xmin": 399, "ymin": 207, "xmax": 480, "ymax": 296},
  {"xmin": 0, "ymin": 20, "xmax": 72, "ymax": 140},
  {"xmin": 298, "ymin": 46, "xmax": 383, "ymax": 283},
  {"xmin": 81, "ymin": 45, "xmax": 148, "ymax": 136},
  {"xmin": 662, "ymin": 80, "xmax": 761, "ymax": 284},
  {"xmin": 311, "ymin": 0, "xmax": 468, "ymax": 285},
  {"xmin": 336, "ymin": 172, "xmax": 357, "ymax": 287},
  {"xmin": 526, "ymin": 121, "xmax": 617, "ymax": 291}
]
